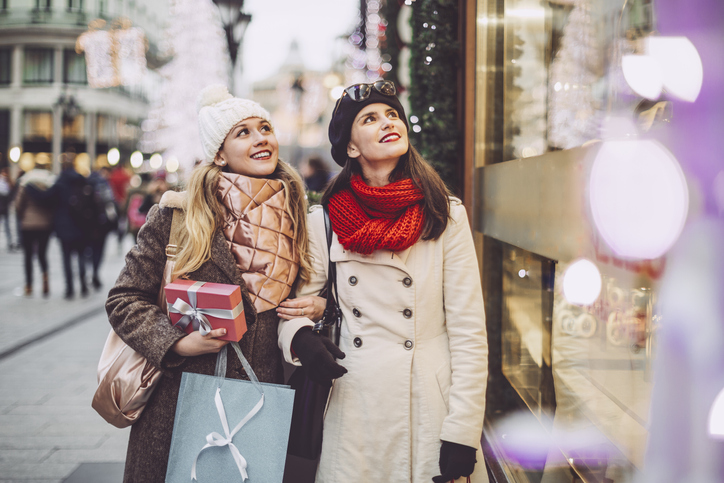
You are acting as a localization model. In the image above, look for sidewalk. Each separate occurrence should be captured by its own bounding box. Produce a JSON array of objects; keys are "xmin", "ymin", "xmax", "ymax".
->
[{"xmin": 0, "ymin": 234, "xmax": 133, "ymax": 483}]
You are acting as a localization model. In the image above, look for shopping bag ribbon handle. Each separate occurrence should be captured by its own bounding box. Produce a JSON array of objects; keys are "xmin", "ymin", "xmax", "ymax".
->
[
  {"xmin": 191, "ymin": 387, "xmax": 265, "ymax": 481},
  {"xmin": 192, "ymin": 342, "xmax": 264, "ymax": 481}
]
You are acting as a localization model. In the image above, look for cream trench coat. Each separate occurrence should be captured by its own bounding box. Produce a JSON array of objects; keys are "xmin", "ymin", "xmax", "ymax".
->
[{"xmin": 278, "ymin": 200, "xmax": 489, "ymax": 483}]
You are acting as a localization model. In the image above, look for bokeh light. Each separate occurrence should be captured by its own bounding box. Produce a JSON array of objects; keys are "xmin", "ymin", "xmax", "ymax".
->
[
  {"xmin": 150, "ymin": 153, "xmax": 163, "ymax": 169},
  {"xmin": 166, "ymin": 155, "xmax": 179, "ymax": 173},
  {"xmin": 130, "ymin": 150, "xmax": 144, "ymax": 169},
  {"xmin": 589, "ymin": 140, "xmax": 689, "ymax": 259},
  {"xmin": 562, "ymin": 259, "xmax": 602, "ymax": 306},
  {"xmin": 9, "ymin": 146, "xmax": 21, "ymax": 163},
  {"xmin": 648, "ymin": 36, "xmax": 703, "ymax": 103},
  {"xmin": 108, "ymin": 148, "xmax": 121, "ymax": 166},
  {"xmin": 708, "ymin": 386, "xmax": 724, "ymax": 440},
  {"xmin": 622, "ymin": 54, "xmax": 664, "ymax": 100}
]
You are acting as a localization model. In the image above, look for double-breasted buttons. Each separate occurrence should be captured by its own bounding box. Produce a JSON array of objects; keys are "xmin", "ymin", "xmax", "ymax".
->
[
  {"xmin": 404, "ymin": 340, "xmax": 414, "ymax": 350},
  {"xmin": 353, "ymin": 337, "xmax": 363, "ymax": 348},
  {"xmin": 348, "ymin": 276, "xmax": 358, "ymax": 286},
  {"xmin": 402, "ymin": 277, "xmax": 412, "ymax": 287},
  {"xmin": 352, "ymin": 308, "xmax": 361, "ymax": 318},
  {"xmin": 403, "ymin": 308, "xmax": 413, "ymax": 319}
]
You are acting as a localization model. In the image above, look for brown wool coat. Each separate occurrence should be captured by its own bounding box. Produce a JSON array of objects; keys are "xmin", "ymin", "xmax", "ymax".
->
[{"xmin": 105, "ymin": 196, "xmax": 284, "ymax": 483}]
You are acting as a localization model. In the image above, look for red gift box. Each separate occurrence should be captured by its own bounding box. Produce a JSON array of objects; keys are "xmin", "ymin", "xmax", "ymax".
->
[{"xmin": 165, "ymin": 280, "xmax": 247, "ymax": 342}]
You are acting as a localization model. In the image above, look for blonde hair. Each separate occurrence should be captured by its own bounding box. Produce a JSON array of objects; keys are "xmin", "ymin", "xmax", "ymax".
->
[{"xmin": 172, "ymin": 161, "xmax": 311, "ymax": 285}]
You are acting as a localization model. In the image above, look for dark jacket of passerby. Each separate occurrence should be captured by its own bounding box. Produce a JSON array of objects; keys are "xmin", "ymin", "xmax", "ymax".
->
[
  {"xmin": 15, "ymin": 168, "xmax": 56, "ymax": 230},
  {"xmin": 49, "ymin": 168, "xmax": 91, "ymax": 242}
]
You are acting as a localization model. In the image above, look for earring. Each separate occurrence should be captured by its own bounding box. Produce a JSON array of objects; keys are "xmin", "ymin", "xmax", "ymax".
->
[{"xmin": 220, "ymin": 160, "xmax": 226, "ymax": 166}]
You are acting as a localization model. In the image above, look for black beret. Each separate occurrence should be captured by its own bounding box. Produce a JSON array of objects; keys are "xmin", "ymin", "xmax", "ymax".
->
[{"xmin": 328, "ymin": 88, "xmax": 409, "ymax": 166}]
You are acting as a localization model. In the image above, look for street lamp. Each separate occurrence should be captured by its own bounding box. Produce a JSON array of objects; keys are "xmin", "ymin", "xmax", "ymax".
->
[{"xmin": 212, "ymin": 0, "xmax": 252, "ymax": 68}]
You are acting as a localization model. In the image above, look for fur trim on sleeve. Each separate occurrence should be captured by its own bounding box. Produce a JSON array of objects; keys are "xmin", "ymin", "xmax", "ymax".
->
[{"xmin": 158, "ymin": 190, "xmax": 186, "ymax": 210}]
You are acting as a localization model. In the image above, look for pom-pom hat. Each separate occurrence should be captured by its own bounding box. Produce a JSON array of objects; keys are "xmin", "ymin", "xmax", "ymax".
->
[
  {"xmin": 197, "ymin": 84, "xmax": 273, "ymax": 163},
  {"xmin": 328, "ymin": 83, "xmax": 409, "ymax": 166}
]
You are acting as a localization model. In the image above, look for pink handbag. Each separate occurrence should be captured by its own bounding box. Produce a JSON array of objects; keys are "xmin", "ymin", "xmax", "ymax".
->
[{"xmin": 92, "ymin": 208, "xmax": 183, "ymax": 428}]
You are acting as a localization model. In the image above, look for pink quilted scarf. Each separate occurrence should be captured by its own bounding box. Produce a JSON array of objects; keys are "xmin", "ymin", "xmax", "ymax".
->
[{"xmin": 216, "ymin": 172, "xmax": 299, "ymax": 313}]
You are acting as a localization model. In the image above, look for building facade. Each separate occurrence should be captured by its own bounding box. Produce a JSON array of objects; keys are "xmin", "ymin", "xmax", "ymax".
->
[{"xmin": 0, "ymin": 0, "xmax": 168, "ymax": 176}]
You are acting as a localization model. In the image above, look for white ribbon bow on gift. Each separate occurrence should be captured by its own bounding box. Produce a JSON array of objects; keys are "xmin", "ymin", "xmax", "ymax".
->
[
  {"xmin": 191, "ymin": 387, "xmax": 264, "ymax": 481},
  {"xmin": 168, "ymin": 281, "xmax": 243, "ymax": 336},
  {"xmin": 191, "ymin": 342, "xmax": 265, "ymax": 481}
]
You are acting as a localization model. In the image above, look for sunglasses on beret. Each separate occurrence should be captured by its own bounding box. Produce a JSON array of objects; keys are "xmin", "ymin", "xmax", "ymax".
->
[{"xmin": 333, "ymin": 80, "xmax": 397, "ymax": 117}]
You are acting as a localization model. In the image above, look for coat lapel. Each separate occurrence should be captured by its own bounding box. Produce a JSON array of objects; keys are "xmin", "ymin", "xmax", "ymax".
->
[{"xmin": 329, "ymin": 235, "xmax": 413, "ymax": 276}]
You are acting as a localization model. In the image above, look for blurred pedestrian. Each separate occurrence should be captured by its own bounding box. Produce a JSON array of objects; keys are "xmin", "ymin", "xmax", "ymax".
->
[
  {"xmin": 138, "ymin": 172, "xmax": 169, "ymax": 215},
  {"xmin": 299, "ymin": 155, "xmax": 331, "ymax": 192},
  {"xmin": 108, "ymin": 165, "xmax": 132, "ymax": 247},
  {"xmin": 42, "ymin": 158, "xmax": 99, "ymax": 299},
  {"xmin": 14, "ymin": 163, "xmax": 56, "ymax": 296},
  {"xmin": 87, "ymin": 166, "xmax": 119, "ymax": 290},
  {"xmin": 0, "ymin": 167, "xmax": 14, "ymax": 250}
]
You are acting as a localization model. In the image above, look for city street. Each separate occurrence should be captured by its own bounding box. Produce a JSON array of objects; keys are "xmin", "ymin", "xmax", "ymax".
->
[{"xmin": 0, "ymin": 232, "xmax": 132, "ymax": 483}]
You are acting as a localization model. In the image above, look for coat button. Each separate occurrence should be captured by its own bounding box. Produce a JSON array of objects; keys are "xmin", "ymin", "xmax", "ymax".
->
[
  {"xmin": 403, "ymin": 308, "xmax": 412, "ymax": 318},
  {"xmin": 349, "ymin": 276, "xmax": 358, "ymax": 286},
  {"xmin": 404, "ymin": 340, "xmax": 414, "ymax": 350},
  {"xmin": 403, "ymin": 277, "xmax": 412, "ymax": 287},
  {"xmin": 352, "ymin": 308, "xmax": 361, "ymax": 317},
  {"xmin": 353, "ymin": 337, "xmax": 362, "ymax": 348}
]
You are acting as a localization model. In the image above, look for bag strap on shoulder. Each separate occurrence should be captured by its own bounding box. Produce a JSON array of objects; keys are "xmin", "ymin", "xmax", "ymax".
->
[{"xmin": 157, "ymin": 208, "xmax": 184, "ymax": 310}]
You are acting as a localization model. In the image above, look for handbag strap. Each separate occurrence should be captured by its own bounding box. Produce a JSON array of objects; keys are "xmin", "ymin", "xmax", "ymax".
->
[
  {"xmin": 157, "ymin": 208, "xmax": 184, "ymax": 310},
  {"xmin": 312, "ymin": 206, "xmax": 341, "ymax": 346}
]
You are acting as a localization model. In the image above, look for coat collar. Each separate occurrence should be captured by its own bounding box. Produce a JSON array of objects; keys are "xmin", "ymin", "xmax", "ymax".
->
[{"xmin": 329, "ymin": 233, "xmax": 413, "ymax": 276}]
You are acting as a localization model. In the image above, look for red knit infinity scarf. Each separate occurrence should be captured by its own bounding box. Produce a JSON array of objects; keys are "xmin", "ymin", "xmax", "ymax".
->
[{"xmin": 328, "ymin": 175, "xmax": 425, "ymax": 255}]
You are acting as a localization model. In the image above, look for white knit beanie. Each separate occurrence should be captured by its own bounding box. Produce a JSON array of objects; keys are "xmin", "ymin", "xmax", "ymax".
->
[{"xmin": 197, "ymin": 84, "xmax": 273, "ymax": 163}]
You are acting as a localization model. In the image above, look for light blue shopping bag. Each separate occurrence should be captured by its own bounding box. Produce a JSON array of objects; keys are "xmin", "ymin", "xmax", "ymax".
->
[{"xmin": 165, "ymin": 342, "xmax": 294, "ymax": 483}]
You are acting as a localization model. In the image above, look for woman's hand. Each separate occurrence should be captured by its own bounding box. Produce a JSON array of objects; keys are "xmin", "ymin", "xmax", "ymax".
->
[
  {"xmin": 277, "ymin": 295, "xmax": 326, "ymax": 322},
  {"xmin": 171, "ymin": 328, "xmax": 229, "ymax": 357}
]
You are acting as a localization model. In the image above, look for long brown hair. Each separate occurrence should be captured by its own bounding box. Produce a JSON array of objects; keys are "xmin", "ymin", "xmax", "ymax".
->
[
  {"xmin": 321, "ymin": 144, "xmax": 451, "ymax": 240},
  {"xmin": 173, "ymin": 160, "xmax": 311, "ymax": 283}
]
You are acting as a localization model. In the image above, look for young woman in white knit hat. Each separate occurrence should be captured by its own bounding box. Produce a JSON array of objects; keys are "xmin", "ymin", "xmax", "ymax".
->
[{"xmin": 105, "ymin": 85, "xmax": 322, "ymax": 482}]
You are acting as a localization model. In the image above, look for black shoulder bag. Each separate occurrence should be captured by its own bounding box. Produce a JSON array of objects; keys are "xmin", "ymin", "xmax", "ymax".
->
[{"xmin": 286, "ymin": 206, "xmax": 341, "ymax": 461}]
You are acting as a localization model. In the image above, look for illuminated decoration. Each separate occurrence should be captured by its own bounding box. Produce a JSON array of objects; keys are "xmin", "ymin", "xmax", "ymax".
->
[
  {"xmin": 408, "ymin": 0, "xmax": 460, "ymax": 191},
  {"xmin": 129, "ymin": 150, "xmax": 144, "ymax": 168},
  {"xmin": 589, "ymin": 124, "xmax": 689, "ymax": 259},
  {"xmin": 139, "ymin": 0, "xmax": 230, "ymax": 173},
  {"xmin": 9, "ymin": 146, "xmax": 21, "ymax": 163},
  {"xmin": 547, "ymin": 0, "xmax": 602, "ymax": 150},
  {"xmin": 76, "ymin": 18, "xmax": 148, "ymax": 88},
  {"xmin": 622, "ymin": 36, "xmax": 703, "ymax": 103},
  {"xmin": 562, "ymin": 259, "xmax": 602, "ymax": 306},
  {"xmin": 708, "ymin": 386, "xmax": 724, "ymax": 439},
  {"xmin": 107, "ymin": 147, "xmax": 121, "ymax": 166}
]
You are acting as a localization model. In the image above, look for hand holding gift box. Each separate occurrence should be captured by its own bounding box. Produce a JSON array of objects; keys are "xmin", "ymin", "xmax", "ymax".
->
[{"xmin": 165, "ymin": 280, "xmax": 247, "ymax": 342}]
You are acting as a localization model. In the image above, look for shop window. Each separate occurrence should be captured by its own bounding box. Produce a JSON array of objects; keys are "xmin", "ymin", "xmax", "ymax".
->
[
  {"xmin": 0, "ymin": 48, "xmax": 11, "ymax": 85},
  {"xmin": 1, "ymin": 0, "xmax": 7, "ymax": 12},
  {"xmin": 23, "ymin": 111, "xmax": 53, "ymax": 142},
  {"xmin": 67, "ymin": 0, "xmax": 83, "ymax": 11},
  {"xmin": 62, "ymin": 114, "xmax": 85, "ymax": 140},
  {"xmin": 97, "ymin": 115, "xmax": 111, "ymax": 142},
  {"xmin": 23, "ymin": 48, "xmax": 53, "ymax": 84},
  {"xmin": 63, "ymin": 50, "xmax": 87, "ymax": 85},
  {"xmin": 35, "ymin": 0, "xmax": 50, "ymax": 10}
]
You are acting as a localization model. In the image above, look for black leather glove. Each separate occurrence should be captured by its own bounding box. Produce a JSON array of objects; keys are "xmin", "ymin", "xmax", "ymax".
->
[
  {"xmin": 291, "ymin": 327, "xmax": 347, "ymax": 386},
  {"xmin": 432, "ymin": 440, "xmax": 477, "ymax": 483}
]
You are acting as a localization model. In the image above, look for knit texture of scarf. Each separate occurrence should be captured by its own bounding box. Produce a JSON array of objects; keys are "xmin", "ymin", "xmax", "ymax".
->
[
  {"xmin": 216, "ymin": 172, "xmax": 299, "ymax": 313},
  {"xmin": 327, "ymin": 175, "xmax": 425, "ymax": 255}
]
